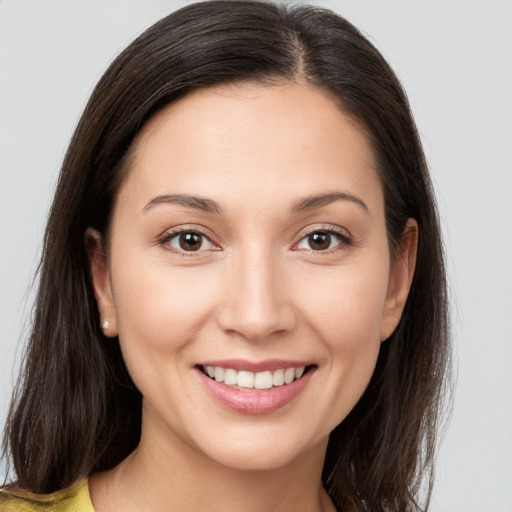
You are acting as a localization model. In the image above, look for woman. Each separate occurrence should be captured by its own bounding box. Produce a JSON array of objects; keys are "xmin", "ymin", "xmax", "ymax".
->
[{"xmin": 1, "ymin": 1, "xmax": 450, "ymax": 511}]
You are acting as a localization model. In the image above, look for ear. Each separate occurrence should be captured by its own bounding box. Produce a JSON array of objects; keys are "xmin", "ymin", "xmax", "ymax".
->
[
  {"xmin": 84, "ymin": 227, "xmax": 118, "ymax": 337},
  {"xmin": 380, "ymin": 218, "xmax": 418, "ymax": 341}
]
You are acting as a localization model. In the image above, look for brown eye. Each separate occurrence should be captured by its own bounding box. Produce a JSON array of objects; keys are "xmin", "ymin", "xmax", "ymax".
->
[
  {"xmin": 165, "ymin": 231, "xmax": 215, "ymax": 253},
  {"xmin": 295, "ymin": 228, "xmax": 350, "ymax": 253},
  {"xmin": 178, "ymin": 232, "xmax": 203, "ymax": 251},
  {"xmin": 308, "ymin": 232, "xmax": 332, "ymax": 251}
]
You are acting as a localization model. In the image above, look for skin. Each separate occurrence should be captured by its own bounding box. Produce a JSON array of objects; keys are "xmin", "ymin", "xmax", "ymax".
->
[{"xmin": 87, "ymin": 82, "xmax": 417, "ymax": 512}]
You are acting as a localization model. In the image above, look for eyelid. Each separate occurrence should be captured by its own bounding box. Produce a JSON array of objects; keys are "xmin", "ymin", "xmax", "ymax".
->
[
  {"xmin": 293, "ymin": 224, "xmax": 353, "ymax": 254},
  {"xmin": 158, "ymin": 226, "xmax": 220, "ymax": 257},
  {"xmin": 158, "ymin": 223, "xmax": 353, "ymax": 257}
]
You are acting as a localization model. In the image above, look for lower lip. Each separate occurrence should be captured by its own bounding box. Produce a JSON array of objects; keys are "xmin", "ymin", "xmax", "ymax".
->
[{"xmin": 195, "ymin": 367, "xmax": 315, "ymax": 414}]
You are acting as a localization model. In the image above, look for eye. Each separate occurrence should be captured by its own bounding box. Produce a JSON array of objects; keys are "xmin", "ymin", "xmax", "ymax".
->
[
  {"xmin": 295, "ymin": 228, "xmax": 351, "ymax": 252},
  {"xmin": 161, "ymin": 230, "xmax": 217, "ymax": 254}
]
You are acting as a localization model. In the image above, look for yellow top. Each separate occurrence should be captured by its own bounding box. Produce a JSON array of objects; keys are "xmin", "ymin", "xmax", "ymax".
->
[{"xmin": 0, "ymin": 479, "xmax": 94, "ymax": 512}]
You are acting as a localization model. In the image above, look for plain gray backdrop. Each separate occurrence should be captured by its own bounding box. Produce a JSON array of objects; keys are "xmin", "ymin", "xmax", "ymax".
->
[{"xmin": 1, "ymin": 1, "xmax": 511, "ymax": 510}]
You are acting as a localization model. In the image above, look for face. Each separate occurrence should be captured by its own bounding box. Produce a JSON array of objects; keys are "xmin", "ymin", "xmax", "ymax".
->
[{"xmin": 89, "ymin": 82, "xmax": 416, "ymax": 471}]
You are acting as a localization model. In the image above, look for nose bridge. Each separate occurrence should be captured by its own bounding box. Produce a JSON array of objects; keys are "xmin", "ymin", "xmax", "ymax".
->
[{"xmin": 217, "ymin": 239, "xmax": 295, "ymax": 341}]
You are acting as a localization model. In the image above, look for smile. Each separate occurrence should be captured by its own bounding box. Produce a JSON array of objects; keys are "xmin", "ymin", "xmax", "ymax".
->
[
  {"xmin": 195, "ymin": 361, "xmax": 316, "ymax": 414},
  {"xmin": 202, "ymin": 365, "xmax": 307, "ymax": 390}
]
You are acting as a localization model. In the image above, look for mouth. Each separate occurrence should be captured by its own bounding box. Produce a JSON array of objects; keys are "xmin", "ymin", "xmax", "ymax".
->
[
  {"xmin": 195, "ymin": 361, "xmax": 317, "ymax": 414},
  {"xmin": 198, "ymin": 364, "xmax": 316, "ymax": 391}
]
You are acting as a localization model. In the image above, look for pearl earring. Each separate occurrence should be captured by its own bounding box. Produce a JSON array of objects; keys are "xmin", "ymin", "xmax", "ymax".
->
[{"xmin": 100, "ymin": 320, "xmax": 110, "ymax": 332}]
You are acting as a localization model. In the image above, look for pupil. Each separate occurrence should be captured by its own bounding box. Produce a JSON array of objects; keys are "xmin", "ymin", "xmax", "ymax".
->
[
  {"xmin": 179, "ymin": 232, "xmax": 202, "ymax": 251},
  {"xmin": 309, "ymin": 232, "xmax": 330, "ymax": 250}
]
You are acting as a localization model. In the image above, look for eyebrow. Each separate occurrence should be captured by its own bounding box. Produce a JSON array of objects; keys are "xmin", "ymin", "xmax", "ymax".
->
[
  {"xmin": 290, "ymin": 191, "xmax": 369, "ymax": 214},
  {"xmin": 143, "ymin": 194, "xmax": 223, "ymax": 214},
  {"xmin": 142, "ymin": 191, "xmax": 368, "ymax": 215}
]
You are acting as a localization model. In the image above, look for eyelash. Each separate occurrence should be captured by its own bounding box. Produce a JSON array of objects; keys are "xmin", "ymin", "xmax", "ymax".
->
[{"xmin": 157, "ymin": 225, "xmax": 352, "ymax": 258}]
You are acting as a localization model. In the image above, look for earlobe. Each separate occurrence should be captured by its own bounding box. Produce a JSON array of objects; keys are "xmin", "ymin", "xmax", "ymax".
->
[
  {"xmin": 84, "ymin": 227, "xmax": 118, "ymax": 337},
  {"xmin": 380, "ymin": 219, "xmax": 418, "ymax": 341}
]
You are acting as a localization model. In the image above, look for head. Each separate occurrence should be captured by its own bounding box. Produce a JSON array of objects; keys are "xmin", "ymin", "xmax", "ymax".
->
[{"xmin": 4, "ymin": 1, "xmax": 449, "ymax": 510}]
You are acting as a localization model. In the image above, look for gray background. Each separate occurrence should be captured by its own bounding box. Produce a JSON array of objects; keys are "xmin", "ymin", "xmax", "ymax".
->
[{"xmin": 1, "ymin": 1, "xmax": 511, "ymax": 510}]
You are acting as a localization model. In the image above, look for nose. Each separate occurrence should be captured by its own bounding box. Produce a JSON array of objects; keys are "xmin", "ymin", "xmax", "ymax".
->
[{"xmin": 216, "ymin": 243, "xmax": 297, "ymax": 342}]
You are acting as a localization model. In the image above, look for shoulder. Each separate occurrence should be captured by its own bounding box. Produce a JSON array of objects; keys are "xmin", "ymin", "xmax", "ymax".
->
[{"xmin": 0, "ymin": 479, "xmax": 94, "ymax": 512}]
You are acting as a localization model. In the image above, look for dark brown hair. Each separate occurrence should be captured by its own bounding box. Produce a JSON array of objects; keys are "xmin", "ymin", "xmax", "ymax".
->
[{"xmin": 3, "ymin": 1, "xmax": 450, "ymax": 510}]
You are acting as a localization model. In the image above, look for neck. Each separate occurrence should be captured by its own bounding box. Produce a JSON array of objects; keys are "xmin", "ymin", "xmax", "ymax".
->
[{"xmin": 90, "ymin": 409, "xmax": 334, "ymax": 512}]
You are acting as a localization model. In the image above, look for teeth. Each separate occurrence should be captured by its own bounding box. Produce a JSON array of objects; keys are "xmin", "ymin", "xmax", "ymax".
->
[
  {"xmin": 284, "ymin": 368, "xmax": 295, "ymax": 384},
  {"xmin": 237, "ymin": 370, "xmax": 254, "ymax": 389},
  {"xmin": 224, "ymin": 368, "xmax": 237, "ymax": 385},
  {"xmin": 202, "ymin": 365, "xmax": 307, "ymax": 389},
  {"xmin": 272, "ymin": 369, "xmax": 284, "ymax": 386},
  {"xmin": 214, "ymin": 367, "xmax": 225, "ymax": 382},
  {"xmin": 254, "ymin": 371, "xmax": 273, "ymax": 390}
]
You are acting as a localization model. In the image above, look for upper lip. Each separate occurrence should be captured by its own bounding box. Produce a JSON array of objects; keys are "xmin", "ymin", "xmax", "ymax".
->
[{"xmin": 196, "ymin": 359, "xmax": 314, "ymax": 372}]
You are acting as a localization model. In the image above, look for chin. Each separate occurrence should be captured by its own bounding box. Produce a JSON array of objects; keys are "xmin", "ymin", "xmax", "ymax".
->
[{"xmin": 190, "ymin": 424, "xmax": 328, "ymax": 472}]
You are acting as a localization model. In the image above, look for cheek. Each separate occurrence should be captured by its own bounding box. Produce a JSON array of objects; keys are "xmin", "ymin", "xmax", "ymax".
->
[
  {"xmin": 301, "ymin": 262, "xmax": 390, "ymax": 347},
  {"xmin": 109, "ymin": 257, "xmax": 219, "ymax": 376},
  {"xmin": 298, "ymin": 263, "xmax": 388, "ymax": 424}
]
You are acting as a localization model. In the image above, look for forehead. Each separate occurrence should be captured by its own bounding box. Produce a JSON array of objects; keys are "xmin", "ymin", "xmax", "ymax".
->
[{"xmin": 116, "ymin": 82, "xmax": 382, "ymax": 217}]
